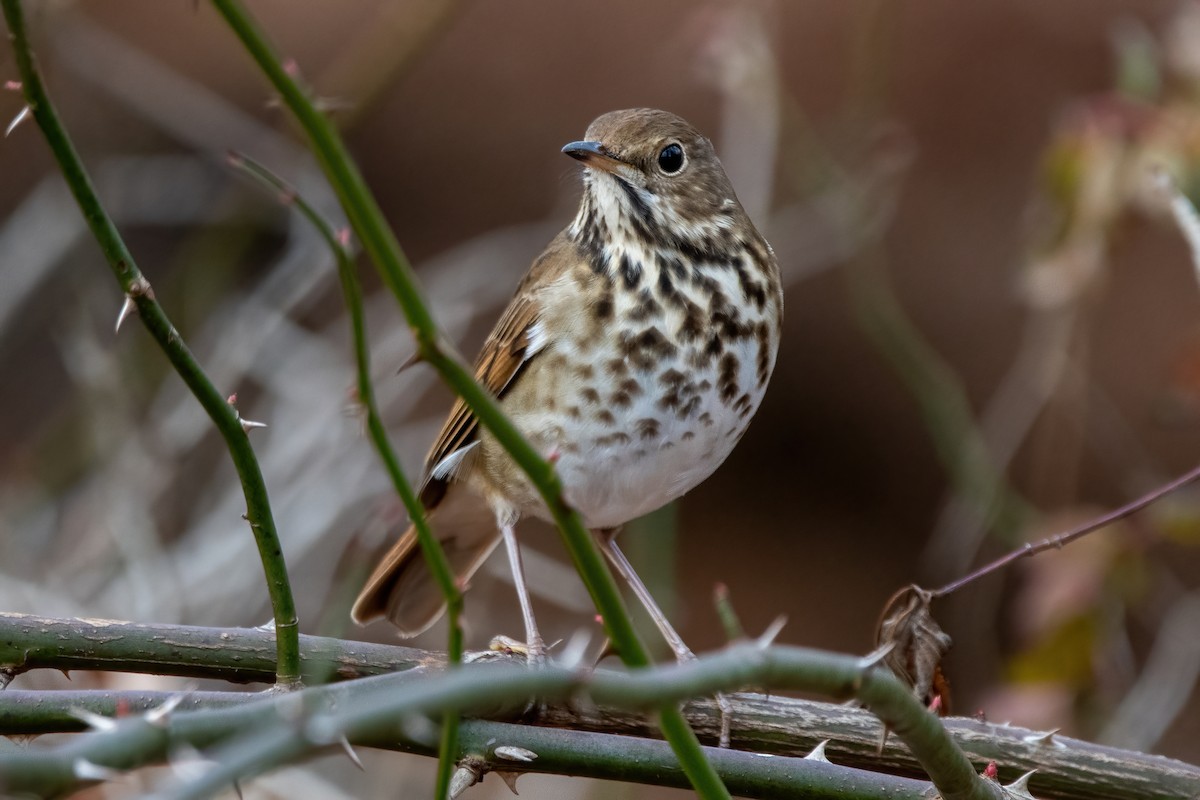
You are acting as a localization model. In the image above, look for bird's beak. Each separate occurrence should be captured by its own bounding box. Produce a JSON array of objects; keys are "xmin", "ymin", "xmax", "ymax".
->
[{"xmin": 561, "ymin": 140, "xmax": 626, "ymax": 175}]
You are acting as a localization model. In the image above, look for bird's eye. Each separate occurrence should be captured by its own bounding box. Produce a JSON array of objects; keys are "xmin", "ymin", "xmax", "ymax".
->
[{"xmin": 657, "ymin": 143, "xmax": 684, "ymax": 174}]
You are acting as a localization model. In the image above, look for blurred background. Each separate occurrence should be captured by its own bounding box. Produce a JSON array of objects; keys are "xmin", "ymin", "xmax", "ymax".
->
[{"xmin": 3, "ymin": 0, "xmax": 1200, "ymax": 797}]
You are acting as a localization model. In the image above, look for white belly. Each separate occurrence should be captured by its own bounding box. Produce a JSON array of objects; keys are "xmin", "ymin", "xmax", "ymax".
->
[{"xmin": 511, "ymin": 334, "xmax": 770, "ymax": 530}]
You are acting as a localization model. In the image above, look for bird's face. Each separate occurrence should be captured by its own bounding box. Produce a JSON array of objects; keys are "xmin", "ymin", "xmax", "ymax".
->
[{"xmin": 563, "ymin": 108, "xmax": 751, "ymax": 253}]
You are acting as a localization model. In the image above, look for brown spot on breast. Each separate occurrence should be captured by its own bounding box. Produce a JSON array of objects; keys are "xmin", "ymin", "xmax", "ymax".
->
[
  {"xmin": 676, "ymin": 299, "xmax": 705, "ymax": 343},
  {"xmin": 636, "ymin": 418, "xmax": 660, "ymax": 440},
  {"xmin": 677, "ymin": 396, "xmax": 701, "ymax": 419},
  {"xmin": 659, "ymin": 368, "xmax": 686, "ymax": 387},
  {"xmin": 682, "ymin": 430, "xmax": 696, "ymax": 441},
  {"xmin": 618, "ymin": 377, "xmax": 642, "ymax": 396},
  {"xmin": 622, "ymin": 327, "xmax": 676, "ymax": 371},
  {"xmin": 575, "ymin": 363, "xmax": 595, "ymax": 380},
  {"xmin": 580, "ymin": 387, "xmax": 601, "ymax": 404},
  {"xmin": 699, "ymin": 411, "xmax": 714, "ymax": 427},
  {"xmin": 718, "ymin": 352, "xmax": 740, "ymax": 404},
  {"xmin": 755, "ymin": 322, "xmax": 771, "ymax": 387},
  {"xmin": 611, "ymin": 390, "xmax": 632, "ymax": 408},
  {"xmin": 595, "ymin": 431, "xmax": 632, "ymax": 447},
  {"xmin": 566, "ymin": 405, "xmax": 582, "ymax": 420},
  {"xmin": 595, "ymin": 290, "xmax": 614, "ymax": 321},
  {"xmin": 595, "ymin": 409, "xmax": 616, "ymax": 425},
  {"xmin": 619, "ymin": 253, "xmax": 642, "ymax": 290},
  {"xmin": 627, "ymin": 288, "xmax": 662, "ymax": 323}
]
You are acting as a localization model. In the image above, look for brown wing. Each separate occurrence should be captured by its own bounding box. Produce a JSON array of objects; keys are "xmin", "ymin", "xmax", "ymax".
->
[{"xmin": 418, "ymin": 291, "xmax": 542, "ymax": 508}]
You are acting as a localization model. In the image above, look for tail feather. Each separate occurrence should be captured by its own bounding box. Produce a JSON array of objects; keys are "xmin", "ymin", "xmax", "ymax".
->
[{"xmin": 351, "ymin": 489, "xmax": 498, "ymax": 636}]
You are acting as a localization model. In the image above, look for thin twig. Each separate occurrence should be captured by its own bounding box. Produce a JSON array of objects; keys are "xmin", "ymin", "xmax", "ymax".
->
[
  {"xmin": 933, "ymin": 461, "xmax": 1200, "ymax": 597},
  {"xmin": 226, "ymin": 151, "xmax": 464, "ymax": 795},
  {"xmin": 0, "ymin": 0, "xmax": 301, "ymax": 687},
  {"xmin": 206, "ymin": 1, "xmax": 727, "ymax": 795}
]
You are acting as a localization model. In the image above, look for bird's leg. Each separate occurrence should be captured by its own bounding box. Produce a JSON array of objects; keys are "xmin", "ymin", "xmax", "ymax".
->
[
  {"xmin": 499, "ymin": 519, "xmax": 546, "ymax": 667},
  {"xmin": 596, "ymin": 528, "xmax": 734, "ymax": 747}
]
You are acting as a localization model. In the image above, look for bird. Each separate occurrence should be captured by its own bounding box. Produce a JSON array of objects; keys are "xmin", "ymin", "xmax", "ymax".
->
[{"xmin": 352, "ymin": 108, "xmax": 782, "ymax": 679}]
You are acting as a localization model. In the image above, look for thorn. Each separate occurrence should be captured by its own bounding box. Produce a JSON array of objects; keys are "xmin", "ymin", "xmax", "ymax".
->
[
  {"xmin": 114, "ymin": 295, "xmax": 136, "ymax": 333},
  {"xmin": 982, "ymin": 760, "xmax": 998, "ymax": 780},
  {"xmin": 558, "ymin": 628, "xmax": 593, "ymax": 670},
  {"xmin": 339, "ymin": 735, "xmax": 364, "ymax": 770},
  {"xmin": 496, "ymin": 770, "xmax": 522, "ymax": 795},
  {"xmin": 4, "ymin": 80, "xmax": 21, "ymax": 91},
  {"xmin": 493, "ymin": 746, "xmax": 537, "ymax": 763},
  {"xmin": 227, "ymin": 393, "xmax": 238, "ymax": 405},
  {"xmin": 256, "ymin": 618, "xmax": 276, "ymax": 631},
  {"xmin": 1004, "ymin": 769, "xmax": 1038, "ymax": 799},
  {"xmin": 0, "ymin": 669, "xmax": 15, "ymax": 690},
  {"xmin": 545, "ymin": 447, "xmax": 561, "ymax": 464},
  {"xmin": 278, "ymin": 187, "xmax": 297, "ymax": 206},
  {"xmin": 240, "ymin": 417, "xmax": 268, "ymax": 433},
  {"xmin": 448, "ymin": 762, "xmax": 482, "ymax": 799},
  {"xmin": 858, "ymin": 642, "xmax": 896, "ymax": 670},
  {"xmin": 73, "ymin": 759, "xmax": 121, "ymax": 781},
  {"xmin": 232, "ymin": 779, "xmax": 244, "ymax": 800},
  {"xmin": 395, "ymin": 350, "xmax": 423, "ymax": 375},
  {"xmin": 283, "ymin": 58, "xmax": 300, "ymax": 77},
  {"xmin": 336, "ymin": 227, "xmax": 352, "ymax": 248},
  {"xmin": 68, "ymin": 708, "xmax": 118, "ymax": 732},
  {"xmin": 59, "ymin": 669, "xmax": 72, "ymax": 681},
  {"xmin": 5, "ymin": 104, "xmax": 30, "ymax": 137},
  {"xmin": 144, "ymin": 692, "xmax": 187, "ymax": 726},
  {"xmin": 928, "ymin": 694, "xmax": 942, "ymax": 714},
  {"xmin": 1022, "ymin": 728, "xmax": 1064, "ymax": 748},
  {"xmin": 312, "ymin": 96, "xmax": 354, "ymax": 113},
  {"xmin": 803, "ymin": 740, "xmax": 831, "ymax": 762},
  {"xmin": 755, "ymin": 614, "xmax": 788, "ymax": 648},
  {"xmin": 226, "ymin": 149, "xmax": 245, "ymax": 168}
]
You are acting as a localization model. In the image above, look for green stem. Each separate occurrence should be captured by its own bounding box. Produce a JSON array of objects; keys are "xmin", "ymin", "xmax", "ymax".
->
[
  {"xmin": 228, "ymin": 153, "xmax": 464, "ymax": 796},
  {"xmin": 206, "ymin": 1, "xmax": 724, "ymax": 795},
  {"xmin": 0, "ymin": 0, "xmax": 300, "ymax": 688},
  {"xmin": 1, "ymin": 644, "xmax": 1007, "ymax": 800}
]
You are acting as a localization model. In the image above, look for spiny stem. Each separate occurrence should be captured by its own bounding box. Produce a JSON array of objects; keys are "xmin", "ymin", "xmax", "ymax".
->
[
  {"xmin": 226, "ymin": 152, "xmax": 464, "ymax": 796},
  {"xmin": 206, "ymin": 1, "xmax": 727, "ymax": 796},
  {"xmin": 0, "ymin": 0, "xmax": 300, "ymax": 688}
]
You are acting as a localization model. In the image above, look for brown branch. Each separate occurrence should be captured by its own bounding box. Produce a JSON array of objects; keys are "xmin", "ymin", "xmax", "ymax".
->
[
  {"xmin": 2, "ymin": 614, "xmax": 1196, "ymax": 800},
  {"xmin": 933, "ymin": 461, "xmax": 1200, "ymax": 597}
]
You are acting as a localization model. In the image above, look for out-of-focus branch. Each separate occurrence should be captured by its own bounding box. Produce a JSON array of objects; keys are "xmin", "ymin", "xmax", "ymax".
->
[
  {"xmin": 5, "ymin": 614, "xmax": 1197, "ymax": 800},
  {"xmin": 228, "ymin": 151, "xmax": 464, "ymax": 796},
  {"xmin": 206, "ymin": 1, "xmax": 728, "ymax": 796},
  {"xmin": 0, "ymin": 695, "xmax": 933, "ymax": 800},
  {"xmin": 2, "ymin": 639, "xmax": 1007, "ymax": 800},
  {"xmin": 0, "ymin": 0, "xmax": 301, "ymax": 687}
]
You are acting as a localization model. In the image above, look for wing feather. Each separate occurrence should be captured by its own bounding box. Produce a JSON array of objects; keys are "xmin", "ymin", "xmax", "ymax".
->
[{"xmin": 419, "ymin": 293, "xmax": 543, "ymax": 506}]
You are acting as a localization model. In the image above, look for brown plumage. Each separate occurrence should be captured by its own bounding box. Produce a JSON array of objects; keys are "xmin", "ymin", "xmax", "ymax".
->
[{"xmin": 352, "ymin": 109, "xmax": 782, "ymax": 664}]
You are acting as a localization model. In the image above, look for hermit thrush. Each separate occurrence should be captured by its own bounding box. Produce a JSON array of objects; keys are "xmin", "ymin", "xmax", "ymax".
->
[{"xmin": 353, "ymin": 108, "xmax": 782, "ymax": 678}]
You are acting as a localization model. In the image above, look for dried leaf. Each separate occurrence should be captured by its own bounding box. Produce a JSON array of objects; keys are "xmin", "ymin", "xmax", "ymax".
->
[{"xmin": 875, "ymin": 584, "xmax": 952, "ymax": 713}]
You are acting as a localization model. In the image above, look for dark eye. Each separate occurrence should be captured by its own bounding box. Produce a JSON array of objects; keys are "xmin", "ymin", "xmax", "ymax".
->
[{"xmin": 657, "ymin": 143, "xmax": 684, "ymax": 174}]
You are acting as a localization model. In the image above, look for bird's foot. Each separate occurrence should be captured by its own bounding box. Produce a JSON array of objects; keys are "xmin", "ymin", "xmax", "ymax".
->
[{"xmin": 488, "ymin": 633, "xmax": 548, "ymax": 669}]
